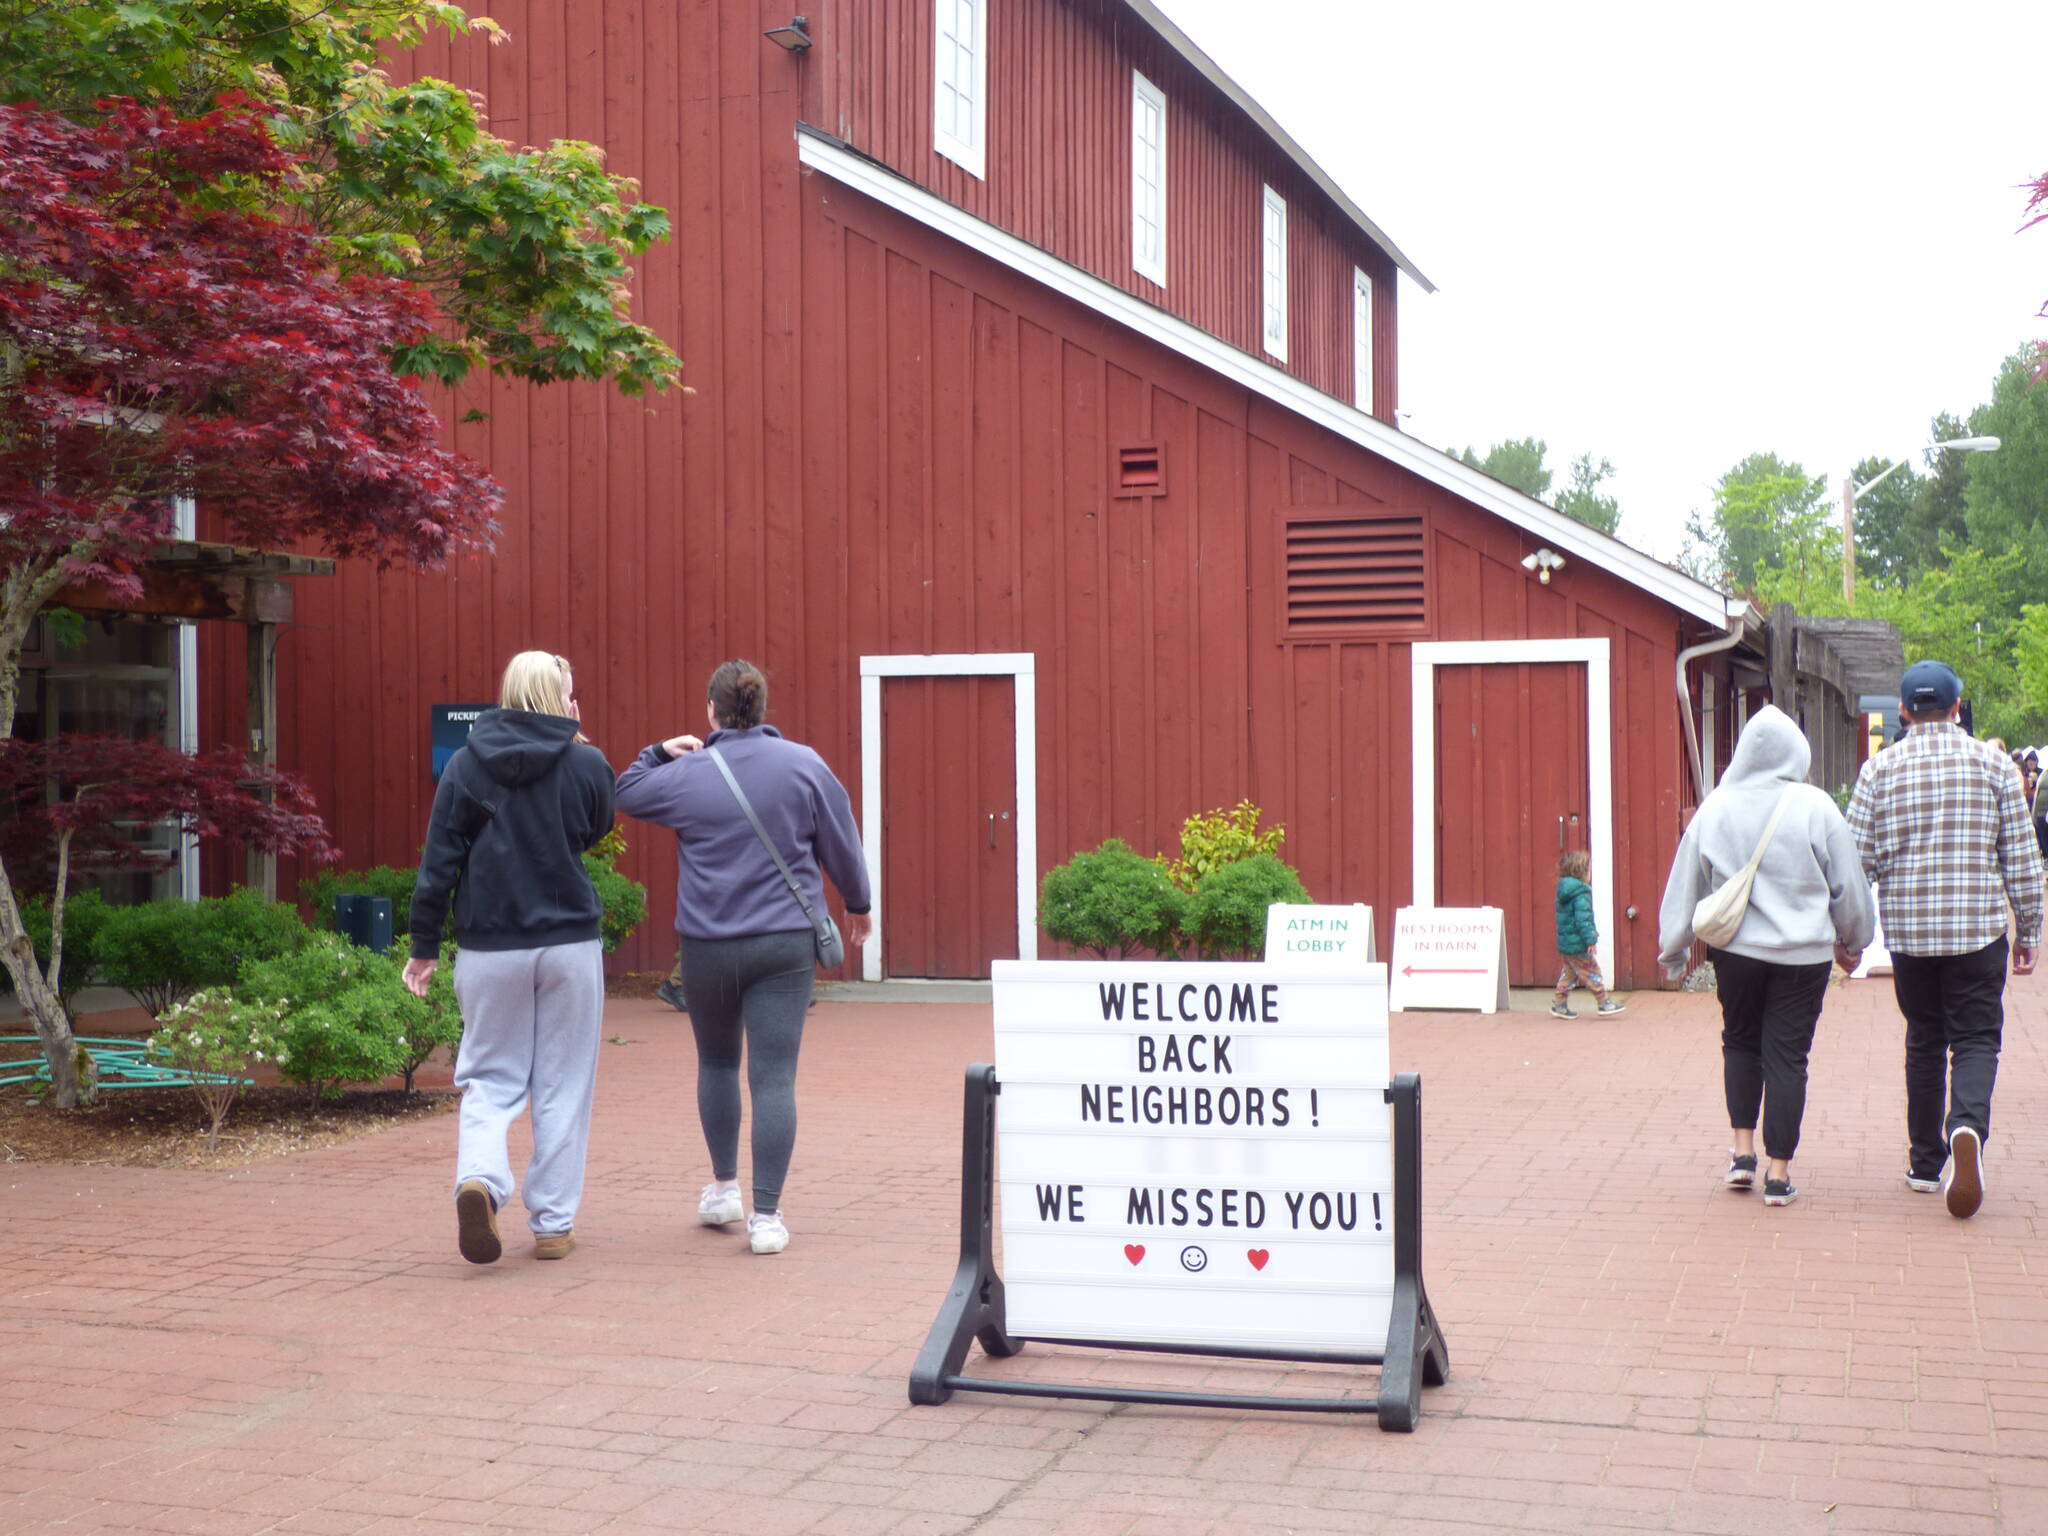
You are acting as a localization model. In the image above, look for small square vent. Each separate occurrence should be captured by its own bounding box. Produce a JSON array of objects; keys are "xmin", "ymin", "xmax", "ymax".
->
[{"xmin": 1114, "ymin": 443, "xmax": 1165, "ymax": 497}]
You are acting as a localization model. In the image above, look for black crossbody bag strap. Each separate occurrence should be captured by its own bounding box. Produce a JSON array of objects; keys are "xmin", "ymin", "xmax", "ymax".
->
[{"xmin": 705, "ymin": 747, "xmax": 833, "ymax": 949}]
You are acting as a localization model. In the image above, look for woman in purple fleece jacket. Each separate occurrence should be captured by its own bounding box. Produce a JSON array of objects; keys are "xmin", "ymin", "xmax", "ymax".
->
[{"xmin": 615, "ymin": 660, "xmax": 871, "ymax": 1255}]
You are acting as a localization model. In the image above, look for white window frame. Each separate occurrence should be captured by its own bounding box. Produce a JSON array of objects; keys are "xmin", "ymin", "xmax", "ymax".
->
[
  {"xmin": 1352, "ymin": 267, "xmax": 1373, "ymax": 412},
  {"xmin": 933, "ymin": 0, "xmax": 987, "ymax": 179},
  {"xmin": 1409, "ymin": 639, "xmax": 1615, "ymax": 982},
  {"xmin": 1131, "ymin": 70, "xmax": 1167, "ymax": 287},
  {"xmin": 173, "ymin": 494, "xmax": 200, "ymax": 901},
  {"xmin": 859, "ymin": 653, "xmax": 1038, "ymax": 980},
  {"xmin": 1261, "ymin": 184, "xmax": 1288, "ymax": 361}
]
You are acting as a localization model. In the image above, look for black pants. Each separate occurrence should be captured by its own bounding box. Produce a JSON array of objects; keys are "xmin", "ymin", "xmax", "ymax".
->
[
  {"xmin": 1711, "ymin": 948, "xmax": 1832, "ymax": 1161},
  {"xmin": 1891, "ymin": 937, "xmax": 2008, "ymax": 1182}
]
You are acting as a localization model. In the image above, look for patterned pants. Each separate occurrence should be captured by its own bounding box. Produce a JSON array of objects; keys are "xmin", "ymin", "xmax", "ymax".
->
[{"xmin": 1555, "ymin": 950, "xmax": 1609, "ymax": 1004}]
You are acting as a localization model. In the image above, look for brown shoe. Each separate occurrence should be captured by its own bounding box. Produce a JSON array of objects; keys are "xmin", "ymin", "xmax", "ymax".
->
[
  {"xmin": 455, "ymin": 1179, "xmax": 502, "ymax": 1264},
  {"xmin": 533, "ymin": 1231, "xmax": 576, "ymax": 1260}
]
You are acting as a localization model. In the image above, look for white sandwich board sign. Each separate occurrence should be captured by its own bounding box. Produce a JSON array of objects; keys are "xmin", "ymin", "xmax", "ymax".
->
[
  {"xmin": 991, "ymin": 961, "xmax": 1394, "ymax": 1355},
  {"xmin": 1387, "ymin": 907, "xmax": 1509, "ymax": 1013},
  {"xmin": 1264, "ymin": 903, "xmax": 1375, "ymax": 967}
]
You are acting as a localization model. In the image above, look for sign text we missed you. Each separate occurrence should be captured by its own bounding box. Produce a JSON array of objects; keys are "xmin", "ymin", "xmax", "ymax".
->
[{"xmin": 993, "ymin": 960, "xmax": 1393, "ymax": 1356}]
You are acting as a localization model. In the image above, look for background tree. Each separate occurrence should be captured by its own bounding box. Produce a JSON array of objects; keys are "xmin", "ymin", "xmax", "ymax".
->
[
  {"xmin": 1554, "ymin": 452, "xmax": 1623, "ymax": 536},
  {"xmin": 1840, "ymin": 454, "xmax": 1924, "ymax": 586},
  {"xmin": 1960, "ymin": 349, "xmax": 2048, "ymax": 606},
  {"xmin": 0, "ymin": 0, "xmax": 679, "ymax": 396},
  {"xmin": 1454, "ymin": 437, "xmax": 1552, "ymax": 499},
  {"xmin": 1683, "ymin": 452, "xmax": 1829, "ymax": 592},
  {"xmin": 1897, "ymin": 411, "xmax": 1974, "ymax": 575},
  {"xmin": 0, "ymin": 101, "xmax": 499, "ymax": 1105}
]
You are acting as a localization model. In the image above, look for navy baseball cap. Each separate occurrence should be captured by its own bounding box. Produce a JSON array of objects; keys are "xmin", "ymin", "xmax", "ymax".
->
[{"xmin": 1900, "ymin": 659, "xmax": 1962, "ymax": 714}]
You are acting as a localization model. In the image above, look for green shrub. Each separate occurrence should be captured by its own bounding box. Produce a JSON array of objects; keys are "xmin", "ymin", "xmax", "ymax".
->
[
  {"xmin": 1160, "ymin": 801, "xmax": 1287, "ymax": 896},
  {"xmin": 583, "ymin": 853, "xmax": 646, "ymax": 953},
  {"xmin": 299, "ymin": 864, "xmax": 421, "ymax": 937},
  {"xmin": 1187, "ymin": 853, "xmax": 1311, "ymax": 960},
  {"xmin": 19, "ymin": 888, "xmax": 112, "ymax": 1017},
  {"xmin": 1041, "ymin": 839, "xmax": 1190, "ymax": 959},
  {"xmin": 302, "ymin": 853, "xmax": 645, "ymax": 955},
  {"xmin": 98, "ymin": 890, "xmax": 310, "ymax": 1016},
  {"xmin": 146, "ymin": 990, "xmax": 289, "ymax": 1152},
  {"xmin": 385, "ymin": 946, "xmax": 464, "ymax": 1090},
  {"xmin": 237, "ymin": 932, "xmax": 453, "ymax": 1097}
]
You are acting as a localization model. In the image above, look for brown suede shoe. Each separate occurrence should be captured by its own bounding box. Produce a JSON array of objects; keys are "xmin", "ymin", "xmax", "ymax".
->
[
  {"xmin": 455, "ymin": 1179, "xmax": 501, "ymax": 1264},
  {"xmin": 533, "ymin": 1231, "xmax": 576, "ymax": 1260}
]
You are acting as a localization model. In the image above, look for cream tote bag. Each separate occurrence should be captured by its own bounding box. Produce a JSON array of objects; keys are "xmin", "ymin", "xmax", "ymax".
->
[{"xmin": 1692, "ymin": 787, "xmax": 1797, "ymax": 950}]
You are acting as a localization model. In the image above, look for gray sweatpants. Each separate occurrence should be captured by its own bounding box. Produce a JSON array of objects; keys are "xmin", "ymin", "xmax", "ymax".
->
[{"xmin": 452, "ymin": 940, "xmax": 605, "ymax": 1236}]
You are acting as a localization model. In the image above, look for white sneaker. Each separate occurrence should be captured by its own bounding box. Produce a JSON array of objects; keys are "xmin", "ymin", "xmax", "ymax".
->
[
  {"xmin": 748, "ymin": 1211, "xmax": 789, "ymax": 1254},
  {"xmin": 698, "ymin": 1182, "xmax": 743, "ymax": 1226},
  {"xmin": 1942, "ymin": 1126, "xmax": 1985, "ymax": 1219}
]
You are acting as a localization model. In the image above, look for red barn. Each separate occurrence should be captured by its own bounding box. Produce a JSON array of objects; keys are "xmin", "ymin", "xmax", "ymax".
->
[{"xmin": 196, "ymin": 0, "xmax": 1746, "ymax": 989}]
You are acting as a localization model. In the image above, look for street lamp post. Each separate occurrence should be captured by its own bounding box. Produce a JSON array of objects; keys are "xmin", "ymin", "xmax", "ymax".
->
[{"xmin": 1841, "ymin": 436, "xmax": 2000, "ymax": 602}]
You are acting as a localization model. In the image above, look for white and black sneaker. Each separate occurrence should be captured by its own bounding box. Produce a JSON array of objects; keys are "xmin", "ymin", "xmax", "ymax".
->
[
  {"xmin": 1904, "ymin": 1170, "xmax": 1941, "ymax": 1195},
  {"xmin": 1724, "ymin": 1152, "xmax": 1757, "ymax": 1190},
  {"xmin": 1942, "ymin": 1126, "xmax": 1985, "ymax": 1219},
  {"xmin": 1762, "ymin": 1178, "xmax": 1799, "ymax": 1208}
]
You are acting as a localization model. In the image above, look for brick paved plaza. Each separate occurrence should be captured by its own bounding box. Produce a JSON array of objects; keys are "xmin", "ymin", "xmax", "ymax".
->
[{"xmin": 3, "ymin": 968, "xmax": 2045, "ymax": 1535}]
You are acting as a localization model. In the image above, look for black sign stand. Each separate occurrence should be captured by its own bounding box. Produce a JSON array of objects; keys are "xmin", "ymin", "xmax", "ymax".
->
[{"xmin": 909, "ymin": 1066, "xmax": 1449, "ymax": 1430}]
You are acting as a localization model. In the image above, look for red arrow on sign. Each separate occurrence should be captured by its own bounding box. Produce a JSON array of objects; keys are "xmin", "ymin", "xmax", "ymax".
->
[{"xmin": 1402, "ymin": 965, "xmax": 1488, "ymax": 976}]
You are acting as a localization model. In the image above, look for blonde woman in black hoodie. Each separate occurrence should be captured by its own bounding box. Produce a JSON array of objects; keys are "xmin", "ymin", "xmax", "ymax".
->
[{"xmin": 403, "ymin": 652, "xmax": 617, "ymax": 1265}]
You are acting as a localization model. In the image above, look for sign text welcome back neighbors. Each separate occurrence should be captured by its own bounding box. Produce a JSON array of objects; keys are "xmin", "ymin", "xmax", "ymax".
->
[{"xmin": 992, "ymin": 960, "xmax": 1394, "ymax": 1356}]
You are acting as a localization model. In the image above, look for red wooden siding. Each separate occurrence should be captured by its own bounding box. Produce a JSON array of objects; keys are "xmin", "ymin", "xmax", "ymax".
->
[
  {"xmin": 197, "ymin": 0, "xmax": 1696, "ymax": 988},
  {"xmin": 799, "ymin": 0, "xmax": 1402, "ymax": 416}
]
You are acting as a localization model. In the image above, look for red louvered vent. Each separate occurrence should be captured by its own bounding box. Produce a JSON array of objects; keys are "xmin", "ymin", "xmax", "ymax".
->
[
  {"xmin": 1284, "ymin": 514, "xmax": 1427, "ymax": 634},
  {"xmin": 1114, "ymin": 443, "xmax": 1165, "ymax": 497}
]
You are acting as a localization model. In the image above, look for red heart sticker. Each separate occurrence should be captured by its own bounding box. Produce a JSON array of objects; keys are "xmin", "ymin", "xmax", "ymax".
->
[
  {"xmin": 1123, "ymin": 1244, "xmax": 1146, "ymax": 1266},
  {"xmin": 1247, "ymin": 1249, "xmax": 1270, "ymax": 1271}
]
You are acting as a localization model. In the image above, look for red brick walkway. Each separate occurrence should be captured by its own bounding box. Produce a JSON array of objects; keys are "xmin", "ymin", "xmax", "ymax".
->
[{"xmin": 3, "ymin": 967, "xmax": 2045, "ymax": 1534}]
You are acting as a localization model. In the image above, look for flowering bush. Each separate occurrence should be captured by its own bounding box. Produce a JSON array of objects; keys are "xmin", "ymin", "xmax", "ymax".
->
[
  {"xmin": 384, "ymin": 946, "xmax": 464, "ymax": 1091},
  {"xmin": 238, "ymin": 933, "xmax": 449, "ymax": 1098},
  {"xmin": 236, "ymin": 932, "xmax": 463, "ymax": 1095},
  {"xmin": 146, "ymin": 991, "xmax": 289, "ymax": 1152}
]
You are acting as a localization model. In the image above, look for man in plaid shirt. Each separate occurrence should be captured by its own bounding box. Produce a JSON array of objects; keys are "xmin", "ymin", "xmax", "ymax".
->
[{"xmin": 1845, "ymin": 660, "xmax": 2043, "ymax": 1219}]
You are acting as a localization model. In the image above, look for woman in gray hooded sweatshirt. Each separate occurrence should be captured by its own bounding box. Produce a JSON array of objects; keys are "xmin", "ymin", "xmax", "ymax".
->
[{"xmin": 1658, "ymin": 705, "xmax": 1874, "ymax": 1207}]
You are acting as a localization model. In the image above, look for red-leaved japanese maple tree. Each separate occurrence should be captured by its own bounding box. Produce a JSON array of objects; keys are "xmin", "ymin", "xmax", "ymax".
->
[{"xmin": 0, "ymin": 99, "xmax": 501, "ymax": 1105}]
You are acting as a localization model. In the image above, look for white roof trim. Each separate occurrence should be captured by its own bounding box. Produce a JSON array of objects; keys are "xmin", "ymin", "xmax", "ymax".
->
[
  {"xmin": 798, "ymin": 128, "xmax": 1740, "ymax": 630},
  {"xmin": 1121, "ymin": 0, "xmax": 1434, "ymax": 294}
]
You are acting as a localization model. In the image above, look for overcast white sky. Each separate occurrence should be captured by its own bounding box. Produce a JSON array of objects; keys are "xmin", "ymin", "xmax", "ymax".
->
[{"xmin": 1153, "ymin": 0, "xmax": 2048, "ymax": 562}]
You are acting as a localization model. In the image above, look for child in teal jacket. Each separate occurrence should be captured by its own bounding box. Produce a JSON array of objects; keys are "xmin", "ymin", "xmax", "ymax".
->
[{"xmin": 1554, "ymin": 850, "xmax": 1624, "ymax": 1018}]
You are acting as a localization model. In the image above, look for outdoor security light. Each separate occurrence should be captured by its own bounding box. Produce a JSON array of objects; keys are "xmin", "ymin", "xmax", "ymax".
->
[
  {"xmin": 764, "ymin": 15, "xmax": 813, "ymax": 51},
  {"xmin": 1521, "ymin": 548, "xmax": 1566, "ymax": 585}
]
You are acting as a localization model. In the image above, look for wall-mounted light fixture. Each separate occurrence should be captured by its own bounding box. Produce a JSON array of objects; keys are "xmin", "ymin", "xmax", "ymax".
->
[
  {"xmin": 1520, "ymin": 548, "xmax": 1566, "ymax": 585},
  {"xmin": 764, "ymin": 15, "xmax": 812, "ymax": 51}
]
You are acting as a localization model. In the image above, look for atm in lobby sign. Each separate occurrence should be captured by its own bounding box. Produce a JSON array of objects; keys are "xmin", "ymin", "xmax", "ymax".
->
[{"xmin": 992, "ymin": 960, "xmax": 1394, "ymax": 1356}]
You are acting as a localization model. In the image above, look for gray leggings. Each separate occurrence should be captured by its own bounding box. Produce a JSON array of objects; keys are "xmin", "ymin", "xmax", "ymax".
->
[{"xmin": 678, "ymin": 928, "xmax": 815, "ymax": 1212}]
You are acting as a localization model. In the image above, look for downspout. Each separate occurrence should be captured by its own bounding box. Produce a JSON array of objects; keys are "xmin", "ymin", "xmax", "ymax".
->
[{"xmin": 1677, "ymin": 617, "xmax": 1745, "ymax": 800}]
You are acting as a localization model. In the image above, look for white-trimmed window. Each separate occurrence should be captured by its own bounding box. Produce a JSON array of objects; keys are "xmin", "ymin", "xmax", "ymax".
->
[
  {"xmin": 1260, "ymin": 185, "xmax": 1287, "ymax": 361},
  {"xmin": 1131, "ymin": 71, "xmax": 1167, "ymax": 286},
  {"xmin": 1352, "ymin": 267, "xmax": 1373, "ymax": 410},
  {"xmin": 934, "ymin": 0, "xmax": 987, "ymax": 179}
]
